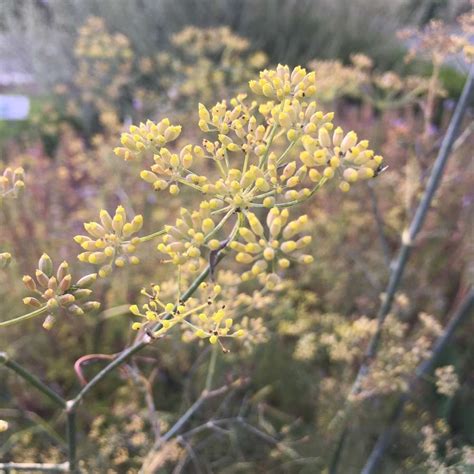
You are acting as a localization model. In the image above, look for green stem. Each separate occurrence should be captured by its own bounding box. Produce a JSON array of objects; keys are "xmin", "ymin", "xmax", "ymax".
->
[
  {"xmin": 0, "ymin": 306, "xmax": 48, "ymax": 328},
  {"xmin": 137, "ymin": 228, "xmax": 166, "ymax": 243},
  {"xmin": 0, "ymin": 352, "xmax": 66, "ymax": 408},
  {"xmin": 176, "ymin": 177, "xmax": 204, "ymax": 193},
  {"xmin": 204, "ymin": 208, "xmax": 234, "ymax": 244},
  {"xmin": 258, "ymin": 122, "xmax": 279, "ymax": 169},
  {"xmin": 205, "ymin": 345, "xmax": 218, "ymax": 392},
  {"xmin": 276, "ymin": 139, "xmax": 299, "ymax": 166},
  {"xmin": 215, "ymin": 159, "xmax": 228, "ymax": 180},
  {"xmin": 242, "ymin": 152, "xmax": 250, "ymax": 175},
  {"xmin": 277, "ymin": 177, "xmax": 328, "ymax": 208},
  {"xmin": 250, "ymin": 177, "xmax": 328, "ymax": 209},
  {"xmin": 66, "ymin": 407, "xmax": 76, "ymax": 472}
]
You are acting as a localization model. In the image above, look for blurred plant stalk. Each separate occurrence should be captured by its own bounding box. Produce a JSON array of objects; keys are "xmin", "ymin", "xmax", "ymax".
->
[{"xmin": 329, "ymin": 64, "xmax": 474, "ymax": 474}]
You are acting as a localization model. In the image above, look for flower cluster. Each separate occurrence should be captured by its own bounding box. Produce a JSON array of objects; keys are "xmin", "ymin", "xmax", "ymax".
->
[
  {"xmin": 311, "ymin": 53, "xmax": 442, "ymax": 110},
  {"xmin": 130, "ymin": 269, "xmax": 270, "ymax": 349},
  {"xmin": 399, "ymin": 10, "xmax": 474, "ymax": 65},
  {"xmin": 231, "ymin": 208, "xmax": 313, "ymax": 287},
  {"xmin": 110, "ymin": 64, "xmax": 385, "ymax": 342},
  {"xmin": 160, "ymin": 26, "xmax": 268, "ymax": 105},
  {"xmin": 22, "ymin": 254, "xmax": 100, "ymax": 329},
  {"xmin": 300, "ymin": 126, "xmax": 383, "ymax": 192},
  {"xmin": 0, "ymin": 167, "xmax": 25, "ymax": 202},
  {"xmin": 75, "ymin": 206, "xmax": 143, "ymax": 277},
  {"xmin": 158, "ymin": 205, "xmax": 220, "ymax": 271},
  {"xmin": 129, "ymin": 280, "xmax": 244, "ymax": 345},
  {"xmin": 73, "ymin": 17, "xmax": 133, "ymax": 109},
  {"xmin": 307, "ymin": 59, "xmax": 364, "ymax": 103},
  {"xmin": 114, "ymin": 119, "xmax": 182, "ymax": 163},
  {"xmin": 0, "ymin": 167, "xmax": 25, "ymax": 270},
  {"xmin": 140, "ymin": 145, "xmax": 203, "ymax": 195}
]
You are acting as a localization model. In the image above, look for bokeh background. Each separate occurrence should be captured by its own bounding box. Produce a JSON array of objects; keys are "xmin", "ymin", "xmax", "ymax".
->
[{"xmin": 0, "ymin": 0, "xmax": 473, "ymax": 472}]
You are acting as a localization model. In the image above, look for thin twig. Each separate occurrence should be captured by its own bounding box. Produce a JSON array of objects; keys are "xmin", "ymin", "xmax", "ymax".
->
[
  {"xmin": 73, "ymin": 353, "xmax": 116, "ymax": 386},
  {"xmin": 237, "ymin": 418, "xmax": 300, "ymax": 459},
  {"xmin": 173, "ymin": 437, "xmax": 203, "ymax": 474},
  {"xmin": 178, "ymin": 417, "xmax": 236, "ymax": 439},
  {"xmin": 161, "ymin": 378, "xmax": 248, "ymax": 443},
  {"xmin": 361, "ymin": 289, "xmax": 474, "ymax": 474},
  {"xmin": 0, "ymin": 408, "xmax": 65, "ymax": 448},
  {"xmin": 66, "ymin": 406, "xmax": 76, "ymax": 472},
  {"xmin": 452, "ymin": 119, "xmax": 474, "ymax": 152}
]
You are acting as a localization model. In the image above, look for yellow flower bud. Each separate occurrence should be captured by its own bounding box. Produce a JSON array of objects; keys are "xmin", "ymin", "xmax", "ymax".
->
[
  {"xmin": 339, "ymin": 181, "xmax": 350, "ymax": 192},
  {"xmin": 341, "ymin": 131, "xmax": 358, "ymax": 153},
  {"xmin": 318, "ymin": 127, "xmax": 332, "ymax": 148},
  {"xmin": 330, "ymin": 156, "xmax": 340, "ymax": 168},
  {"xmin": 202, "ymin": 218, "xmax": 215, "ymax": 234},
  {"xmin": 169, "ymin": 184, "xmax": 180, "ymax": 195},
  {"xmin": 309, "ymin": 169, "xmax": 322, "ymax": 182},
  {"xmin": 263, "ymin": 197, "xmax": 275, "ymax": 208},
  {"xmin": 300, "ymin": 255, "xmax": 314, "ymax": 264},
  {"xmin": 112, "ymin": 214, "xmax": 124, "ymax": 234},
  {"xmin": 343, "ymin": 168, "xmax": 358, "ymax": 183},
  {"xmin": 42, "ymin": 315, "xmax": 56, "ymax": 331},
  {"xmin": 208, "ymin": 239, "xmax": 220, "ymax": 250},
  {"xmin": 140, "ymin": 170, "xmax": 158, "ymax": 183},
  {"xmin": 281, "ymin": 241, "xmax": 297, "ymax": 253},
  {"xmin": 236, "ymin": 252, "xmax": 253, "ymax": 264},
  {"xmin": 255, "ymin": 177, "xmax": 270, "ymax": 192},
  {"xmin": 251, "ymin": 259, "xmax": 267, "ymax": 275},
  {"xmin": 263, "ymin": 247, "xmax": 275, "ymax": 261},
  {"xmin": 247, "ymin": 213, "xmax": 264, "ymax": 237},
  {"xmin": 323, "ymin": 167, "xmax": 334, "ymax": 179},
  {"xmin": 333, "ymin": 127, "xmax": 344, "ymax": 147}
]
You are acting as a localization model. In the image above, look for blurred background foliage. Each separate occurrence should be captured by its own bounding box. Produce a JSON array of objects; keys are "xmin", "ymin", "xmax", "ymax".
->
[
  {"xmin": 0, "ymin": 0, "xmax": 473, "ymax": 472},
  {"xmin": 0, "ymin": 0, "xmax": 470, "ymax": 85}
]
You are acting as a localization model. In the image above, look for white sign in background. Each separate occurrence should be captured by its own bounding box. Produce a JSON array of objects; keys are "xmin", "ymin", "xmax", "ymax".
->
[{"xmin": 0, "ymin": 95, "xmax": 30, "ymax": 120}]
